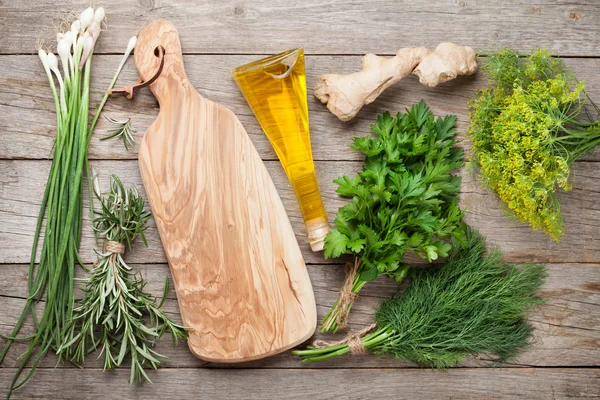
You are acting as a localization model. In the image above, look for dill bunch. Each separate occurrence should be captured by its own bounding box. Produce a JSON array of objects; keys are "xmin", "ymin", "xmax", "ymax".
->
[
  {"xmin": 57, "ymin": 175, "xmax": 187, "ymax": 384},
  {"xmin": 469, "ymin": 48, "xmax": 600, "ymax": 241},
  {"xmin": 293, "ymin": 228, "xmax": 546, "ymax": 366}
]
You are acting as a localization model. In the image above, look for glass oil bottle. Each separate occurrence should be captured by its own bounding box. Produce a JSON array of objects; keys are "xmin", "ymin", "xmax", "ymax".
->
[{"xmin": 232, "ymin": 48, "xmax": 330, "ymax": 251}]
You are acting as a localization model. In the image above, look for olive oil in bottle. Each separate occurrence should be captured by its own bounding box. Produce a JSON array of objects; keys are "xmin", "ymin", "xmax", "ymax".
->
[{"xmin": 233, "ymin": 48, "xmax": 330, "ymax": 251}]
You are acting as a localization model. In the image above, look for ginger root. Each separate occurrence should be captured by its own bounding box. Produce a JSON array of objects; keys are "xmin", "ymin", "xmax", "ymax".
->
[
  {"xmin": 414, "ymin": 43, "xmax": 478, "ymax": 87},
  {"xmin": 314, "ymin": 43, "xmax": 477, "ymax": 122}
]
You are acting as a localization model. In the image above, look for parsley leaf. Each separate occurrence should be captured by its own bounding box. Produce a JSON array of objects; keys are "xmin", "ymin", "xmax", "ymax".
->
[{"xmin": 323, "ymin": 229, "xmax": 350, "ymax": 259}]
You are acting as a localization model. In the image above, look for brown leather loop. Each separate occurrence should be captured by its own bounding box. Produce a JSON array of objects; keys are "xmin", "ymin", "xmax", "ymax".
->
[{"xmin": 109, "ymin": 45, "xmax": 165, "ymax": 99}]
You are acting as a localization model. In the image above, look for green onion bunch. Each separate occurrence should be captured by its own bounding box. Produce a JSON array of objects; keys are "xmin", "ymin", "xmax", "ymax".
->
[{"xmin": 0, "ymin": 7, "xmax": 137, "ymax": 398}]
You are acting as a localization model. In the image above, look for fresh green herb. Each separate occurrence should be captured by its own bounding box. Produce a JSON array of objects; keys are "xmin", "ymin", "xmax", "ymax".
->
[
  {"xmin": 469, "ymin": 48, "xmax": 600, "ymax": 241},
  {"xmin": 0, "ymin": 10, "xmax": 137, "ymax": 398},
  {"xmin": 321, "ymin": 101, "xmax": 466, "ymax": 333},
  {"xmin": 294, "ymin": 228, "xmax": 546, "ymax": 365},
  {"xmin": 101, "ymin": 116, "xmax": 136, "ymax": 150},
  {"xmin": 58, "ymin": 174, "xmax": 187, "ymax": 384}
]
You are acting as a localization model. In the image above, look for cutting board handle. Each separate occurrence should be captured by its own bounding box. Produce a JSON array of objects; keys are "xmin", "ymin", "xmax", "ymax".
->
[{"xmin": 134, "ymin": 20, "xmax": 194, "ymax": 105}]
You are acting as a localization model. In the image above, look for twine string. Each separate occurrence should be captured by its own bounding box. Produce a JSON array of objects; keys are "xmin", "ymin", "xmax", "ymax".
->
[
  {"xmin": 322, "ymin": 258, "xmax": 361, "ymax": 329},
  {"xmin": 103, "ymin": 240, "xmax": 125, "ymax": 255},
  {"xmin": 312, "ymin": 324, "xmax": 377, "ymax": 355}
]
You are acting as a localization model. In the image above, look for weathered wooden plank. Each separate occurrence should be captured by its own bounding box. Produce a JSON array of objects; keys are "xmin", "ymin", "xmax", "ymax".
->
[
  {"xmin": 1, "ymin": 262, "xmax": 598, "ymax": 369},
  {"xmin": 1, "ymin": 0, "xmax": 600, "ymax": 56},
  {"xmin": 1, "ymin": 55, "xmax": 600, "ymax": 161},
  {"xmin": 0, "ymin": 159, "xmax": 351, "ymax": 265},
  {"xmin": 1, "ymin": 367, "xmax": 598, "ymax": 399},
  {"xmin": 4, "ymin": 159, "xmax": 600, "ymax": 264}
]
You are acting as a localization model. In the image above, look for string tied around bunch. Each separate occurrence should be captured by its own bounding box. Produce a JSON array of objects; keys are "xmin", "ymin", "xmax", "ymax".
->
[
  {"xmin": 312, "ymin": 324, "xmax": 377, "ymax": 355},
  {"xmin": 322, "ymin": 258, "xmax": 361, "ymax": 329},
  {"xmin": 103, "ymin": 240, "xmax": 125, "ymax": 255}
]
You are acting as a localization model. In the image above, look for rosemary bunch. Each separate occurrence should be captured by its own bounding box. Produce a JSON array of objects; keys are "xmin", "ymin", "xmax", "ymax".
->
[
  {"xmin": 294, "ymin": 228, "xmax": 546, "ymax": 365},
  {"xmin": 0, "ymin": 8, "xmax": 138, "ymax": 398},
  {"xmin": 58, "ymin": 175, "xmax": 187, "ymax": 384}
]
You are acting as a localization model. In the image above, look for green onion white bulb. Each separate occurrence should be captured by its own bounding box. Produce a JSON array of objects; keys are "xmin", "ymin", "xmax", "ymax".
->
[{"xmin": 79, "ymin": 6, "xmax": 94, "ymax": 31}]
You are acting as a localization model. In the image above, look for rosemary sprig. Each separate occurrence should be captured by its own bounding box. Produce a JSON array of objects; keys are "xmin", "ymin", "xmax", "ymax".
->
[
  {"xmin": 57, "ymin": 174, "xmax": 187, "ymax": 384},
  {"xmin": 101, "ymin": 116, "xmax": 136, "ymax": 150}
]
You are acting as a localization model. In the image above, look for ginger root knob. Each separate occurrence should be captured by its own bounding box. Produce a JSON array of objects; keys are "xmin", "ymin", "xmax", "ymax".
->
[{"xmin": 413, "ymin": 42, "xmax": 477, "ymax": 87}]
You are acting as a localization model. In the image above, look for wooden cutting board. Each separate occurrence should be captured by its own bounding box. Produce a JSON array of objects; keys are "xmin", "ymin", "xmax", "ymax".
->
[{"xmin": 134, "ymin": 20, "xmax": 316, "ymax": 363}]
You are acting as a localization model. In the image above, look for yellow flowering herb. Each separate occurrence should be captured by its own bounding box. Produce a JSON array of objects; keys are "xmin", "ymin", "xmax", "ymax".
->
[{"xmin": 469, "ymin": 48, "xmax": 600, "ymax": 241}]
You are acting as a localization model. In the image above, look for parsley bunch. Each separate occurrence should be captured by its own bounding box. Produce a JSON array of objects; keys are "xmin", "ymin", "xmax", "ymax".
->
[
  {"xmin": 321, "ymin": 101, "xmax": 466, "ymax": 333},
  {"xmin": 469, "ymin": 48, "xmax": 600, "ymax": 241}
]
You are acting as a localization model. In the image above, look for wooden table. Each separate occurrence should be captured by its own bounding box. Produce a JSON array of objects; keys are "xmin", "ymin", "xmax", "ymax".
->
[{"xmin": 1, "ymin": 1, "xmax": 599, "ymax": 398}]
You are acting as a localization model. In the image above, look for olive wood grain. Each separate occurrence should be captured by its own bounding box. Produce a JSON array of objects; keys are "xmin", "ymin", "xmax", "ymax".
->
[{"xmin": 134, "ymin": 20, "xmax": 316, "ymax": 362}]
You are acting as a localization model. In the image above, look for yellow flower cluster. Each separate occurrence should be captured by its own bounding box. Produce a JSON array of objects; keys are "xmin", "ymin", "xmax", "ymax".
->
[{"xmin": 468, "ymin": 49, "xmax": 595, "ymax": 241}]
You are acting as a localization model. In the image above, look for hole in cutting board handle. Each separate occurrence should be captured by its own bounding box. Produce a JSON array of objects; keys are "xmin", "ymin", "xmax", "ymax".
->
[{"xmin": 154, "ymin": 46, "xmax": 162, "ymax": 57}]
